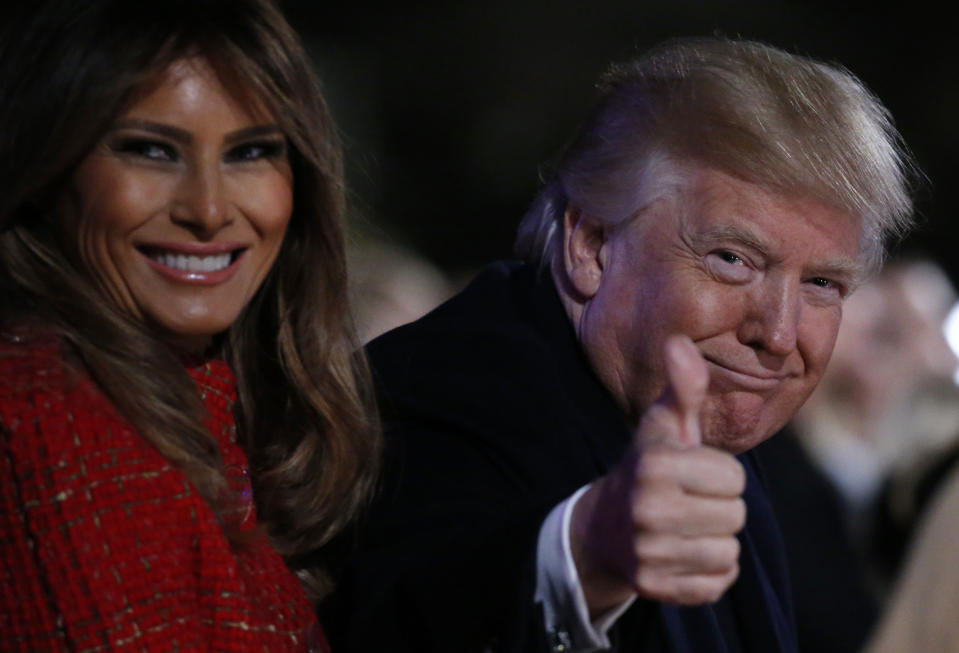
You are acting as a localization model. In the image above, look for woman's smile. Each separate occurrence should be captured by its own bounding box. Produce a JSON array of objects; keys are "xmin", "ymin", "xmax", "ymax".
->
[
  {"xmin": 139, "ymin": 243, "xmax": 247, "ymax": 282},
  {"xmin": 59, "ymin": 57, "xmax": 293, "ymax": 350}
]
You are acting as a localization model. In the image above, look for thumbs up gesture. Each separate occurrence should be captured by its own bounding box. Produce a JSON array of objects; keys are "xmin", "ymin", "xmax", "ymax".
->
[{"xmin": 570, "ymin": 335, "xmax": 747, "ymax": 616}]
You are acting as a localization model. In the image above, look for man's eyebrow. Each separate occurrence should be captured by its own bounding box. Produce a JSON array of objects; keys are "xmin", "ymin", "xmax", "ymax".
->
[
  {"xmin": 699, "ymin": 223, "xmax": 863, "ymax": 281},
  {"xmin": 698, "ymin": 224, "xmax": 770, "ymax": 256},
  {"xmin": 810, "ymin": 257, "xmax": 863, "ymax": 284}
]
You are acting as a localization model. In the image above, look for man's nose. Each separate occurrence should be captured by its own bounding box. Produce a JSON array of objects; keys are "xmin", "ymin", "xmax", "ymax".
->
[
  {"xmin": 740, "ymin": 279, "xmax": 800, "ymax": 356},
  {"xmin": 170, "ymin": 163, "xmax": 231, "ymax": 235}
]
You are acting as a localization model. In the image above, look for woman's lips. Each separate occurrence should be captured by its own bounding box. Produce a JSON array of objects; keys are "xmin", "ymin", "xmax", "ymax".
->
[{"xmin": 138, "ymin": 243, "xmax": 246, "ymax": 284}]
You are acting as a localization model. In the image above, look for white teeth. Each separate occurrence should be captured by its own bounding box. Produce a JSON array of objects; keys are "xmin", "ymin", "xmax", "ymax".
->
[{"xmin": 151, "ymin": 251, "xmax": 232, "ymax": 272}]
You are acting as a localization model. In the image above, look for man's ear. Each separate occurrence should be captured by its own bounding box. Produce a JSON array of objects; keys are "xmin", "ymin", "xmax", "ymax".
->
[{"xmin": 562, "ymin": 205, "xmax": 607, "ymax": 300}]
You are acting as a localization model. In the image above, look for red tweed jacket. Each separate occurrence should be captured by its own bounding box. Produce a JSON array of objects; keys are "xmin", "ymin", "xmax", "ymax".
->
[{"xmin": 0, "ymin": 333, "xmax": 326, "ymax": 652}]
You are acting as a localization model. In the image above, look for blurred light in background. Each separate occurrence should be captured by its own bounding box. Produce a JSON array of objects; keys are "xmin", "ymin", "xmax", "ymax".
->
[{"xmin": 942, "ymin": 301, "xmax": 959, "ymax": 385}]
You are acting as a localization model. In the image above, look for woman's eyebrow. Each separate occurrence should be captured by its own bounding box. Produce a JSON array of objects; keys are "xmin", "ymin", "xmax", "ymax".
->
[
  {"xmin": 106, "ymin": 120, "xmax": 284, "ymax": 145},
  {"xmin": 109, "ymin": 118, "xmax": 192, "ymax": 143},
  {"xmin": 224, "ymin": 124, "xmax": 285, "ymax": 145}
]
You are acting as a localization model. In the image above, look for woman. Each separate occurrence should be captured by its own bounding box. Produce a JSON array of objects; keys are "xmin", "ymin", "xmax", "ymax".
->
[{"xmin": 0, "ymin": 1, "xmax": 379, "ymax": 650}]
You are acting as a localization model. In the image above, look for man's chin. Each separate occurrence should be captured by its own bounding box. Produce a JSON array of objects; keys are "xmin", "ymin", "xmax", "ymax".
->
[
  {"xmin": 704, "ymin": 432, "xmax": 772, "ymax": 455},
  {"xmin": 701, "ymin": 394, "xmax": 782, "ymax": 454}
]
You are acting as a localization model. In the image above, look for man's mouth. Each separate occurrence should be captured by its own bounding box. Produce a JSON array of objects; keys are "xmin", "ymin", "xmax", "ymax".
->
[{"xmin": 703, "ymin": 357, "xmax": 789, "ymax": 390}]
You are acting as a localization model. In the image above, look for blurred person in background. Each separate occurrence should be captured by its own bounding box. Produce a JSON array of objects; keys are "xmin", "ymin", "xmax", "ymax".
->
[
  {"xmin": 866, "ymin": 460, "xmax": 959, "ymax": 653},
  {"xmin": 756, "ymin": 257, "xmax": 959, "ymax": 653},
  {"xmin": 795, "ymin": 258, "xmax": 959, "ymax": 527},
  {"xmin": 0, "ymin": 1, "xmax": 378, "ymax": 649},
  {"xmin": 348, "ymin": 239, "xmax": 455, "ymax": 344}
]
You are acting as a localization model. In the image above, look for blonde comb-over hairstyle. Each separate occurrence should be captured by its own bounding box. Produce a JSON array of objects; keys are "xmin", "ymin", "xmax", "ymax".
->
[{"xmin": 515, "ymin": 37, "xmax": 917, "ymax": 278}]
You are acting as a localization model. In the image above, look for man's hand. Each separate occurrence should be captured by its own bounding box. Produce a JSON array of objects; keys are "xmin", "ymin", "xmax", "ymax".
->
[{"xmin": 570, "ymin": 335, "xmax": 747, "ymax": 617}]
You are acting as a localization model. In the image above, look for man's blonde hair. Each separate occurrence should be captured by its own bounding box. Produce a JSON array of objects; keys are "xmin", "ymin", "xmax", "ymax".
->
[{"xmin": 515, "ymin": 37, "xmax": 917, "ymax": 276}]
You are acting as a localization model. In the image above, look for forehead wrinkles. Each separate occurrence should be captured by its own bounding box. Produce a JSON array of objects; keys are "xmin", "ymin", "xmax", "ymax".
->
[{"xmin": 685, "ymin": 169, "xmax": 863, "ymax": 272}]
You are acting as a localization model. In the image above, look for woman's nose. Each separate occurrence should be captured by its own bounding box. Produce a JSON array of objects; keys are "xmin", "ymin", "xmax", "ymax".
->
[{"xmin": 169, "ymin": 163, "xmax": 231, "ymax": 235}]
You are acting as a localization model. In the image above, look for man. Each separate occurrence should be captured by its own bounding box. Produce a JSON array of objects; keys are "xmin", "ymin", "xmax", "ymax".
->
[{"xmin": 325, "ymin": 37, "xmax": 915, "ymax": 652}]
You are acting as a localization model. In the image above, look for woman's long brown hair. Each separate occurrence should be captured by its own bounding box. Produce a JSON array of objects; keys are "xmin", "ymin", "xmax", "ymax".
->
[{"xmin": 0, "ymin": 0, "xmax": 379, "ymax": 601}]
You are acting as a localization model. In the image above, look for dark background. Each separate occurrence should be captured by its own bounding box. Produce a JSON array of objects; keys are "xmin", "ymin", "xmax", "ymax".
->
[{"xmin": 282, "ymin": 0, "xmax": 958, "ymax": 284}]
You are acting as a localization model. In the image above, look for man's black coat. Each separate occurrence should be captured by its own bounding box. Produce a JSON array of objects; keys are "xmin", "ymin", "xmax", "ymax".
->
[{"xmin": 324, "ymin": 262, "xmax": 799, "ymax": 653}]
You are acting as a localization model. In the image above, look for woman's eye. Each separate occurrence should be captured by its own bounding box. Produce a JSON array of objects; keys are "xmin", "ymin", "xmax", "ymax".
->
[
  {"xmin": 226, "ymin": 140, "xmax": 286, "ymax": 163},
  {"xmin": 112, "ymin": 139, "xmax": 177, "ymax": 161}
]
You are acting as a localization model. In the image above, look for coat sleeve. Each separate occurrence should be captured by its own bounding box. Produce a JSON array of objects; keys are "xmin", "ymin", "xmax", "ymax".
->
[
  {"xmin": 0, "ymin": 382, "xmax": 207, "ymax": 652},
  {"xmin": 324, "ymin": 397, "xmax": 559, "ymax": 651},
  {"xmin": 0, "ymin": 412, "xmax": 206, "ymax": 652},
  {"xmin": 323, "ymin": 265, "xmax": 638, "ymax": 652},
  {"xmin": 323, "ymin": 327, "xmax": 606, "ymax": 652},
  {"xmin": 0, "ymin": 432, "xmax": 71, "ymax": 651}
]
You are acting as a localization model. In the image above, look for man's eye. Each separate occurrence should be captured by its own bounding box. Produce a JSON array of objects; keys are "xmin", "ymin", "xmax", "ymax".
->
[
  {"xmin": 112, "ymin": 139, "xmax": 177, "ymax": 161},
  {"xmin": 716, "ymin": 251, "xmax": 743, "ymax": 265},
  {"xmin": 226, "ymin": 140, "xmax": 286, "ymax": 162},
  {"xmin": 807, "ymin": 276, "xmax": 847, "ymax": 298},
  {"xmin": 706, "ymin": 250, "xmax": 752, "ymax": 283},
  {"xmin": 808, "ymin": 276, "xmax": 843, "ymax": 290}
]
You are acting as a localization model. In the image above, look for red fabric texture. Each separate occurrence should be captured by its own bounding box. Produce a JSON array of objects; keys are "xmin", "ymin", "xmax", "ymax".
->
[{"xmin": 0, "ymin": 334, "xmax": 326, "ymax": 652}]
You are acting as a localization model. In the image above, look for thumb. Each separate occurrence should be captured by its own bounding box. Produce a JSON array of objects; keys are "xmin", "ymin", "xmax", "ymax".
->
[{"xmin": 661, "ymin": 335, "xmax": 708, "ymax": 447}]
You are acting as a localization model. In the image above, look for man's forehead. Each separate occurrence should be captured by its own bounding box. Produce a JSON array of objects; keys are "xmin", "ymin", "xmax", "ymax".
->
[{"xmin": 684, "ymin": 169, "xmax": 866, "ymax": 278}]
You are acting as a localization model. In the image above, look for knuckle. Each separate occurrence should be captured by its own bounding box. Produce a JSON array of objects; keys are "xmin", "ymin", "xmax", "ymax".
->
[
  {"xmin": 636, "ymin": 566, "xmax": 739, "ymax": 606},
  {"xmin": 703, "ymin": 448, "xmax": 745, "ymax": 488},
  {"xmin": 731, "ymin": 459, "xmax": 747, "ymax": 492},
  {"xmin": 702, "ymin": 584, "xmax": 725, "ymax": 604},
  {"xmin": 636, "ymin": 447, "xmax": 681, "ymax": 484},
  {"xmin": 695, "ymin": 537, "xmax": 739, "ymax": 572},
  {"xmin": 633, "ymin": 494, "xmax": 676, "ymax": 531},
  {"xmin": 732, "ymin": 498, "xmax": 747, "ymax": 530},
  {"xmin": 727, "ymin": 537, "xmax": 742, "ymax": 563},
  {"xmin": 678, "ymin": 581, "xmax": 719, "ymax": 606},
  {"xmin": 634, "ymin": 534, "xmax": 670, "ymax": 565},
  {"xmin": 635, "ymin": 568, "xmax": 673, "ymax": 601},
  {"xmin": 716, "ymin": 537, "xmax": 741, "ymax": 567},
  {"xmin": 722, "ymin": 563, "xmax": 741, "ymax": 592},
  {"xmin": 632, "ymin": 496, "xmax": 661, "ymax": 529}
]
